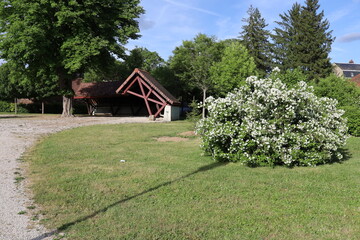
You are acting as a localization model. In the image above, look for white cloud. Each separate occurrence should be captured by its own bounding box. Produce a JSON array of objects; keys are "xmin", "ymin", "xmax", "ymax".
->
[
  {"xmin": 163, "ymin": 0, "xmax": 222, "ymax": 17},
  {"xmin": 338, "ymin": 33, "xmax": 360, "ymax": 43},
  {"xmin": 328, "ymin": 8, "xmax": 350, "ymax": 23}
]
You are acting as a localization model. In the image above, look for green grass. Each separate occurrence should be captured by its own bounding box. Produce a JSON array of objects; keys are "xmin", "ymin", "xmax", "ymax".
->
[{"xmin": 27, "ymin": 121, "xmax": 360, "ymax": 239}]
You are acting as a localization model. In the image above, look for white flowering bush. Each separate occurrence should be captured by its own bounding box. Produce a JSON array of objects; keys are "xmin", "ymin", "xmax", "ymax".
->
[{"xmin": 196, "ymin": 76, "xmax": 348, "ymax": 167}]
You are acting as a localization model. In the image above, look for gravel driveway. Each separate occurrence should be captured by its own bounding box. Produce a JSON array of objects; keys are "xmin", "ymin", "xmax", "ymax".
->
[{"xmin": 0, "ymin": 115, "xmax": 158, "ymax": 240}]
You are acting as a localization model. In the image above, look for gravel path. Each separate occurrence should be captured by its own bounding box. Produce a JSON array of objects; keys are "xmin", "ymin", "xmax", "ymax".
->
[{"xmin": 0, "ymin": 115, "xmax": 159, "ymax": 240}]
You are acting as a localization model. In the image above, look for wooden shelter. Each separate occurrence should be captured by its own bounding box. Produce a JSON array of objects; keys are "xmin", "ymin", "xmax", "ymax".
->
[
  {"xmin": 72, "ymin": 69, "xmax": 180, "ymax": 119},
  {"xmin": 116, "ymin": 68, "xmax": 180, "ymax": 118}
]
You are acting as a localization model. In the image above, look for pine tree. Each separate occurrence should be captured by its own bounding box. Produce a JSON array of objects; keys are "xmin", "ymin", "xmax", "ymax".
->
[
  {"xmin": 300, "ymin": 0, "xmax": 334, "ymax": 80},
  {"xmin": 273, "ymin": 3, "xmax": 302, "ymax": 71},
  {"xmin": 239, "ymin": 6, "xmax": 272, "ymax": 77},
  {"xmin": 273, "ymin": 0, "xmax": 334, "ymax": 80}
]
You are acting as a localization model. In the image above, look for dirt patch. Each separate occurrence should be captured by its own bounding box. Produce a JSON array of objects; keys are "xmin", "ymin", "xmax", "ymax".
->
[
  {"xmin": 178, "ymin": 131, "xmax": 196, "ymax": 136},
  {"xmin": 156, "ymin": 136, "xmax": 189, "ymax": 142}
]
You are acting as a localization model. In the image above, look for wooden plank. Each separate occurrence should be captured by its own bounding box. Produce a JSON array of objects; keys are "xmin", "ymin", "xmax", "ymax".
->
[
  {"xmin": 122, "ymin": 76, "xmax": 140, "ymax": 94},
  {"xmin": 138, "ymin": 78, "xmax": 152, "ymax": 116},
  {"xmin": 154, "ymin": 103, "xmax": 166, "ymax": 118},
  {"xmin": 139, "ymin": 78, "xmax": 167, "ymax": 104}
]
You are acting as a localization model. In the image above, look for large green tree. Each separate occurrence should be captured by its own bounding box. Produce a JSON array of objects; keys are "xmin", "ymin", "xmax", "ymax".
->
[
  {"xmin": 273, "ymin": 0, "xmax": 334, "ymax": 80},
  {"xmin": 125, "ymin": 47, "xmax": 164, "ymax": 74},
  {"xmin": 210, "ymin": 41, "xmax": 257, "ymax": 96},
  {"xmin": 273, "ymin": 3, "xmax": 303, "ymax": 71},
  {"xmin": 239, "ymin": 5, "xmax": 272, "ymax": 77},
  {"xmin": 0, "ymin": 0, "xmax": 143, "ymax": 116},
  {"xmin": 169, "ymin": 34, "xmax": 224, "ymax": 118}
]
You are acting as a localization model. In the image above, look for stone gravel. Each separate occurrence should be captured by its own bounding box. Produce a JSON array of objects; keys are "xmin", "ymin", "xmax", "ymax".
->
[{"xmin": 0, "ymin": 115, "xmax": 158, "ymax": 240}]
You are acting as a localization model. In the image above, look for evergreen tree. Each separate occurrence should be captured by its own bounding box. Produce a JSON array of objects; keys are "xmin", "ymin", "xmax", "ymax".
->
[
  {"xmin": 239, "ymin": 6, "xmax": 272, "ymax": 77},
  {"xmin": 273, "ymin": 0, "xmax": 334, "ymax": 81},
  {"xmin": 273, "ymin": 3, "xmax": 303, "ymax": 71},
  {"xmin": 300, "ymin": 0, "xmax": 334, "ymax": 80}
]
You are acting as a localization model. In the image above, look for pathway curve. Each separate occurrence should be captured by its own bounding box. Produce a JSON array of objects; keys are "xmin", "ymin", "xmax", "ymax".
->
[{"xmin": 0, "ymin": 115, "xmax": 159, "ymax": 240}]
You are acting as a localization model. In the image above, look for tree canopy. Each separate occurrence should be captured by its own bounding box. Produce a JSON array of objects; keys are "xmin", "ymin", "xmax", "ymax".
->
[
  {"xmin": 239, "ymin": 5, "xmax": 272, "ymax": 77},
  {"xmin": 169, "ymin": 33, "xmax": 224, "ymax": 117},
  {"xmin": 273, "ymin": 0, "xmax": 334, "ymax": 80},
  {"xmin": 0, "ymin": 0, "xmax": 143, "ymax": 116},
  {"xmin": 210, "ymin": 41, "xmax": 257, "ymax": 96}
]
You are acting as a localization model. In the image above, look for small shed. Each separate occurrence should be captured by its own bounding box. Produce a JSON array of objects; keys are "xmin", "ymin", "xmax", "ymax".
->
[
  {"xmin": 116, "ymin": 68, "xmax": 181, "ymax": 120},
  {"xmin": 72, "ymin": 69, "xmax": 181, "ymax": 120}
]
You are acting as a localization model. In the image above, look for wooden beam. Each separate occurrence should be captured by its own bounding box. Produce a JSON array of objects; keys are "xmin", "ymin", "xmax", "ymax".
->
[
  {"xmin": 122, "ymin": 76, "xmax": 141, "ymax": 94},
  {"xmin": 138, "ymin": 78, "xmax": 152, "ymax": 116},
  {"xmin": 154, "ymin": 103, "xmax": 166, "ymax": 118},
  {"xmin": 139, "ymin": 78, "xmax": 167, "ymax": 104}
]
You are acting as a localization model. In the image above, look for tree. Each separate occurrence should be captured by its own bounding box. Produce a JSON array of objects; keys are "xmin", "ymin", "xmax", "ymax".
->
[
  {"xmin": 300, "ymin": 0, "xmax": 334, "ymax": 79},
  {"xmin": 272, "ymin": 3, "xmax": 303, "ymax": 70},
  {"xmin": 239, "ymin": 6, "xmax": 272, "ymax": 77},
  {"xmin": 273, "ymin": 0, "xmax": 334, "ymax": 80},
  {"xmin": 125, "ymin": 47, "xmax": 165, "ymax": 74},
  {"xmin": 0, "ymin": 0, "xmax": 144, "ymax": 117},
  {"xmin": 210, "ymin": 41, "xmax": 257, "ymax": 96},
  {"xmin": 169, "ymin": 34, "xmax": 224, "ymax": 118},
  {"xmin": 314, "ymin": 74, "xmax": 360, "ymax": 136}
]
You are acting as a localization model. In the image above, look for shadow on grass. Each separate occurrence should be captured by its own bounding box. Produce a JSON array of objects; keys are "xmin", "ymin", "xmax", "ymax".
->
[{"xmin": 31, "ymin": 161, "xmax": 227, "ymax": 240}]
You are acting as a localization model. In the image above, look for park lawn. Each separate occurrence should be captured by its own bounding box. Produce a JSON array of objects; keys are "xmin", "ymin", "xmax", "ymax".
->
[{"xmin": 26, "ymin": 121, "xmax": 360, "ymax": 239}]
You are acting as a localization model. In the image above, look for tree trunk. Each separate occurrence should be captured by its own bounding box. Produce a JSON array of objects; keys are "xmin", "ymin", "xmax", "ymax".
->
[
  {"xmin": 61, "ymin": 96, "xmax": 73, "ymax": 117},
  {"xmin": 41, "ymin": 101, "xmax": 44, "ymax": 114},
  {"xmin": 202, "ymin": 88, "xmax": 207, "ymax": 119},
  {"xmin": 14, "ymin": 98, "xmax": 17, "ymax": 114}
]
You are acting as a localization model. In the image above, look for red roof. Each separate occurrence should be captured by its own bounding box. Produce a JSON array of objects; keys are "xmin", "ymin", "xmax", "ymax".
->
[
  {"xmin": 351, "ymin": 74, "xmax": 360, "ymax": 87},
  {"xmin": 72, "ymin": 79, "xmax": 123, "ymax": 99},
  {"xmin": 116, "ymin": 68, "xmax": 180, "ymax": 105}
]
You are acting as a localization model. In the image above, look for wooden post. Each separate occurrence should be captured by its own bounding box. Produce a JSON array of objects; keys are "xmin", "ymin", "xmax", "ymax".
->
[
  {"xmin": 14, "ymin": 98, "xmax": 17, "ymax": 114},
  {"xmin": 42, "ymin": 101, "xmax": 45, "ymax": 114}
]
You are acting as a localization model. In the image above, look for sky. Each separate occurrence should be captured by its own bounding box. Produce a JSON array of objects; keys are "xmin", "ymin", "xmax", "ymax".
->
[{"xmin": 127, "ymin": 0, "xmax": 360, "ymax": 64}]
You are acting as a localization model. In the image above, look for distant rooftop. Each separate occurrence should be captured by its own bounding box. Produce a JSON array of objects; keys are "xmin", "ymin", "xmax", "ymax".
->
[{"xmin": 333, "ymin": 61, "xmax": 360, "ymax": 78}]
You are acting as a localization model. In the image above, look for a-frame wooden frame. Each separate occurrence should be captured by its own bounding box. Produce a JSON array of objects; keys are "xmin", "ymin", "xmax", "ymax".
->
[{"xmin": 116, "ymin": 69, "xmax": 180, "ymax": 118}]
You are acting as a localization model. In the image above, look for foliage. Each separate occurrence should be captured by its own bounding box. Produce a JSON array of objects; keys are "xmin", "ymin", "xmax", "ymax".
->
[
  {"xmin": 273, "ymin": 0, "xmax": 334, "ymax": 80},
  {"xmin": 196, "ymin": 76, "xmax": 348, "ymax": 167},
  {"xmin": 169, "ymin": 33, "xmax": 224, "ymax": 117},
  {"xmin": 0, "ymin": 100, "xmax": 11, "ymax": 112},
  {"xmin": 210, "ymin": 42, "xmax": 257, "ymax": 96},
  {"xmin": 83, "ymin": 60, "xmax": 128, "ymax": 82},
  {"xmin": 185, "ymin": 100, "xmax": 202, "ymax": 122},
  {"xmin": 314, "ymin": 74, "xmax": 360, "ymax": 136},
  {"xmin": 0, "ymin": 100, "xmax": 28, "ymax": 113},
  {"xmin": 270, "ymin": 67, "xmax": 309, "ymax": 86},
  {"xmin": 0, "ymin": 0, "xmax": 144, "ymax": 116},
  {"xmin": 125, "ymin": 47, "xmax": 165, "ymax": 74},
  {"xmin": 151, "ymin": 65, "xmax": 181, "ymax": 98},
  {"xmin": 239, "ymin": 5, "xmax": 272, "ymax": 77}
]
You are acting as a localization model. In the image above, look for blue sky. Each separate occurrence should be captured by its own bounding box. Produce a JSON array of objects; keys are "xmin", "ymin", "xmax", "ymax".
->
[{"xmin": 127, "ymin": 0, "xmax": 360, "ymax": 64}]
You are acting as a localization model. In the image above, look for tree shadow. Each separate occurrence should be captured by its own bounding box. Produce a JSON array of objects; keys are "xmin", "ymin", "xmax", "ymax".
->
[
  {"xmin": 0, "ymin": 115, "xmax": 37, "ymax": 119},
  {"xmin": 31, "ymin": 161, "xmax": 227, "ymax": 240}
]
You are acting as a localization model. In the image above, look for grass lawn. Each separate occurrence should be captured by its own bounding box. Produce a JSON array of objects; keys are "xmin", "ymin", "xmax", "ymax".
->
[{"xmin": 26, "ymin": 121, "xmax": 360, "ymax": 239}]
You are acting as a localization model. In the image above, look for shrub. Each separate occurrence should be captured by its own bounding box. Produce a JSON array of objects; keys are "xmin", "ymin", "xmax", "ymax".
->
[
  {"xmin": 186, "ymin": 100, "xmax": 202, "ymax": 122},
  {"xmin": 196, "ymin": 76, "xmax": 348, "ymax": 167},
  {"xmin": 314, "ymin": 74, "xmax": 360, "ymax": 136},
  {"xmin": 0, "ymin": 101, "xmax": 29, "ymax": 113},
  {"xmin": 0, "ymin": 100, "xmax": 11, "ymax": 112}
]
